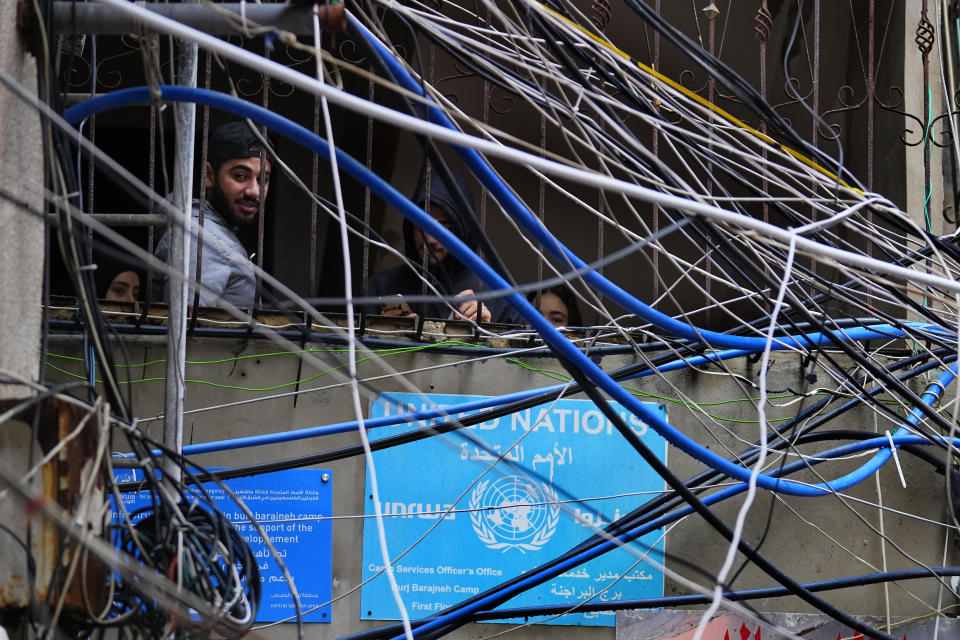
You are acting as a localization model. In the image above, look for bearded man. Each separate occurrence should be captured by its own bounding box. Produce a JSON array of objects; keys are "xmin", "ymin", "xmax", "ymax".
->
[{"xmin": 156, "ymin": 121, "xmax": 271, "ymax": 309}]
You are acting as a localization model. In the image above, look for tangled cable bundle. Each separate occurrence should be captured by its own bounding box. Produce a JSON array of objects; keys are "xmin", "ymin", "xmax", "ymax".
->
[
  {"xmin": 108, "ymin": 495, "xmax": 260, "ymax": 634},
  {"xmin": 6, "ymin": 1, "xmax": 960, "ymax": 639}
]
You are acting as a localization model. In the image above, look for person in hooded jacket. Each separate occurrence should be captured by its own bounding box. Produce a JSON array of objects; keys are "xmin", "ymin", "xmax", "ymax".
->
[{"xmin": 366, "ymin": 171, "xmax": 521, "ymax": 324}]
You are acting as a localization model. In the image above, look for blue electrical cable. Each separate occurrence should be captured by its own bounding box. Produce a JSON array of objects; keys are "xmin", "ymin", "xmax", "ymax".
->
[
  {"xmin": 176, "ymin": 346, "xmax": 752, "ymax": 455},
  {"xmin": 67, "ymin": 87, "xmax": 948, "ymax": 500},
  {"xmin": 364, "ymin": 431, "xmax": 960, "ymax": 636},
  {"xmin": 113, "ymin": 342, "xmax": 744, "ymax": 457},
  {"xmin": 175, "ymin": 349, "xmax": 940, "ymax": 459},
  {"xmin": 348, "ymin": 17, "xmax": 950, "ymax": 353},
  {"xmin": 59, "ymin": 27, "xmax": 959, "ymax": 640},
  {"xmin": 67, "ymin": 86, "xmax": 954, "ymax": 640}
]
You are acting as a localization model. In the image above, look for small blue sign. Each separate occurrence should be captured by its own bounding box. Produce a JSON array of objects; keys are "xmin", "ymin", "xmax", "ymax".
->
[
  {"xmin": 114, "ymin": 468, "xmax": 333, "ymax": 623},
  {"xmin": 360, "ymin": 393, "xmax": 667, "ymax": 626}
]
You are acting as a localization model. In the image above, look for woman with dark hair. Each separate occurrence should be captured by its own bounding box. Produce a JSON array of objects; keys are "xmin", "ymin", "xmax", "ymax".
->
[
  {"xmin": 528, "ymin": 286, "xmax": 582, "ymax": 328},
  {"xmin": 94, "ymin": 252, "xmax": 142, "ymax": 304},
  {"xmin": 105, "ymin": 270, "xmax": 141, "ymax": 303}
]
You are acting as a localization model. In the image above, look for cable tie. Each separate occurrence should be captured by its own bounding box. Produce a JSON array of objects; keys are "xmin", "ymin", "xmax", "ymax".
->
[
  {"xmin": 264, "ymin": 30, "xmax": 279, "ymax": 53},
  {"xmin": 884, "ymin": 430, "xmax": 907, "ymax": 489},
  {"xmin": 926, "ymin": 379, "xmax": 946, "ymax": 403},
  {"xmin": 571, "ymin": 82, "xmax": 587, "ymax": 113},
  {"xmin": 51, "ymin": 191, "xmax": 81, "ymax": 205}
]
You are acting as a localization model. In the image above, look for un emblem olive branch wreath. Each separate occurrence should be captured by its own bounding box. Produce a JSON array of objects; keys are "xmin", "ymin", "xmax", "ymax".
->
[{"xmin": 469, "ymin": 479, "xmax": 560, "ymax": 553}]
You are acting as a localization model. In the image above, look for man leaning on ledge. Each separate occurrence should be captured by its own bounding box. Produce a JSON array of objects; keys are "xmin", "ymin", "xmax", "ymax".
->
[{"xmin": 156, "ymin": 121, "xmax": 272, "ymax": 309}]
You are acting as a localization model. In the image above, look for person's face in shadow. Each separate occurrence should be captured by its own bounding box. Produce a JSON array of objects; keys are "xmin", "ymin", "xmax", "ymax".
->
[
  {"xmin": 537, "ymin": 292, "xmax": 569, "ymax": 327},
  {"xmin": 106, "ymin": 271, "xmax": 140, "ymax": 303},
  {"xmin": 411, "ymin": 205, "xmax": 456, "ymax": 265}
]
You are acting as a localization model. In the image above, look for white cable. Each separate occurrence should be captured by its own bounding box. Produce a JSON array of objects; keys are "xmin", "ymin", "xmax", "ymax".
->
[
  {"xmin": 20, "ymin": 3, "xmax": 953, "ymax": 632},
  {"xmin": 313, "ymin": 11, "xmax": 414, "ymax": 638},
  {"xmin": 933, "ymin": 522, "xmax": 951, "ymax": 639},
  {"xmin": 83, "ymin": 0, "xmax": 960, "ymax": 305},
  {"xmin": 693, "ymin": 227, "xmax": 798, "ymax": 640},
  {"xmin": 873, "ymin": 410, "xmax": 893, "ymax": 634}
]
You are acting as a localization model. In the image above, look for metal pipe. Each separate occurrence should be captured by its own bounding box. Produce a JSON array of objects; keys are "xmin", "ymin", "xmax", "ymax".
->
[
  {"xmin": 163, "ymin": 40, "xmax": 198, "ymax": 485},
  {"xmin": 46, "ymin": 213, "xmax": 167, "ymax": 226},
  {"xmin": 141, "ymin": 103, "xmax": 158, "ymax": 322},
  {"xmin": 51, "ymin": 2, "xmax": 345, "ymax": 36}
]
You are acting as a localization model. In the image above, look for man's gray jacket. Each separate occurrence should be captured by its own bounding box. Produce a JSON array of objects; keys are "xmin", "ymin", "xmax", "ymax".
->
[{"xmin": 155, "ymin": 200, "xmax": 256, "ymax": 309}]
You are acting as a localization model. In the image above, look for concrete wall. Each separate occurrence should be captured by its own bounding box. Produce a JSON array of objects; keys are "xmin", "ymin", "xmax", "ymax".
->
[
  {"xmin": 0, "ymin": 0, "xmax": 55, "ymax": 621},
  {"xmin": 45, "ymin": 332, "xmax": 958, "ymax": 638},
  {"xmin": 0, "ymin": 0, "xmax": 42, "ymax": 400}
]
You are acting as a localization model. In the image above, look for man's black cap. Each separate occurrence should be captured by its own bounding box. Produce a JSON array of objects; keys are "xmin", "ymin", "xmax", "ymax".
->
[{"xmin": 207, "ymin": 121, "xmax": 272, "ymax": 166}]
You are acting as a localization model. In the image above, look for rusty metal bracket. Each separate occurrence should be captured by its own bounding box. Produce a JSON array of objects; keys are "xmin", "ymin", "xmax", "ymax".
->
[{"xmin": 0, "ymin": 398, "xmax": 106, "ymax": 614}]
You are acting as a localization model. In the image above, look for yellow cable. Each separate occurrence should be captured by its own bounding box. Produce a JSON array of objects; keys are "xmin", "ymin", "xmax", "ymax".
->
[{"xmin": 537, "ymin": 3, "xmax": 862, "ymax": 194}]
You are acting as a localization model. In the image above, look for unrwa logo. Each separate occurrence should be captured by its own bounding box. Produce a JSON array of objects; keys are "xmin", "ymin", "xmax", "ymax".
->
[{"xmin": 469, "ymin": 476, "xmax": 559, "ymax": 552}]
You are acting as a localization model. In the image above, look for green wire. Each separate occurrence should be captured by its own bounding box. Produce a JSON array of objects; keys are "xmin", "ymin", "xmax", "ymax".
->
[
  {"xmin": 45, "ymin": 340, "xmax": 480, "ymax": 369},
  {"xmin": 46, "ymin": 342, "xmax": 903, "ymax": 425},
  {"xmin": 921, "ymin": 85, "xmax": 934, "ymax": 308},
  {"xmin": 506, "ymin": 357, "xmax": 812, "ymax": 425},
  {"xmin": 44, "ymin": 340, "xmax": 480, "ymax": 392}
]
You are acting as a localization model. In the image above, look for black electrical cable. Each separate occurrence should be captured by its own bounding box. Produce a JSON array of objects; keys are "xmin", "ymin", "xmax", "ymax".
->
[
  {"xmin": 743, "ymin": 221, "xmax": 960, "ymax": 338},
  {"xmin": 47, "ymin": 312, "xmax": 915, "ymax": 357},
  {"xmin": 102, "ymin": 426, "xmax": 275, "ymax": 638},
  {"xmin": 299, "ymin": 213, "xmax": 694, "ymax": 312},
  {"xmin": 45, "ymin": 110, "xmax": 132, "ymax": 421},
  {"xmin": 464, "ymin": 565, "xmax": 960, "ymax": 620},
  {"xmin": 404, "ymin": 349, "xmax": 900, "ymax": 640},
  {"xmin": 865, "ymin": 199, "xmax": 960, "ymax": 273},
  {"xmin": 536, "ymin": 37, "xmax": 956, "ymax": 324},
  {"xmin": 697, "ymin": 221, "xmax": 959, "ymax": 441},
  {"xmin": 616, "ymin": 0, "xmax": 866, "ymax": 192},
  {"xmin": 524, "ymin": 8, "xmax": 695, "ymax": 194},
  {"xmin": 586, "ymin": 346, "xmax": 956, "ymax": 542},
  {"xmin": 700, "ymin": 219, "xmax": 959, "ymax": 347},
  {"xmin": 370, "ymin": 0, "xmax": 730, "ymax": 223},
  {"xmin": 516, "ymin": 7, "xmax": 841, "ymax": 330},
  {"xmin": 412, "ymin": 422, "xmax": 956, "ymax": 640},
  {"xmin": 386, "ymin": 10, "xmax": 766, "ymax": 337},
  {"xmin": 469, "ymin": 5, "xmax": 887, "ymax": 315},
  {"xmin": 324, "ymin": 323, "xmax": 951, "ymax": 640},
  {"xmin": 523, "ymin": 9, "xmax": 794, "ymax": 213},
  {"xmin": 338, "ymin": 426, "xmax": 955, "ymax": 640},
  {"xmin": 336, "ymin": 347, "xmax": 955, "ymax": 640},
  {"xmin": 134, "ymin": 334, "xmax": 956, "ymax": 495},
  {"xmin": 581, "ymin": 421, "xmax": 955, "ymax": 560},
  {"xmin": 28, "ymin": 6, "xmax": 952, "ymax": 640}
]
